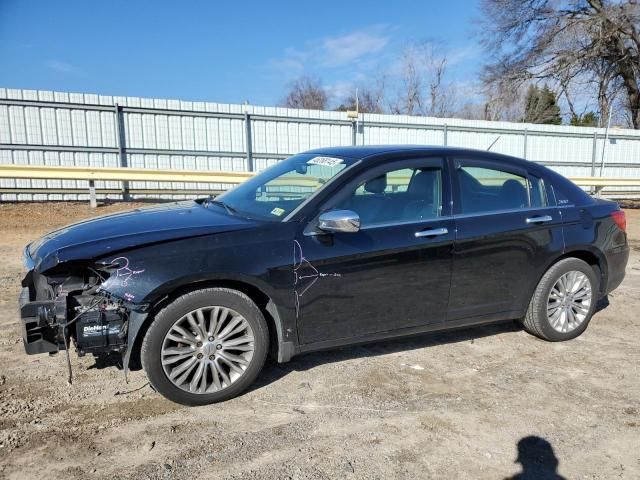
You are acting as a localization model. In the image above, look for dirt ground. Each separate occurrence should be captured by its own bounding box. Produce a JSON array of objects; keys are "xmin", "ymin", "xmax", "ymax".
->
[{"xmin": 0, "ymin": 201, "xmax": 638, "ymax": 480}]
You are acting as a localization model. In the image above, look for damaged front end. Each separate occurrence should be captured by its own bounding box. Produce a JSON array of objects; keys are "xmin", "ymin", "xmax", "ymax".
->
[{"xmin": 19, "ymin": 247, "xmax": 147, "ymax": 382}]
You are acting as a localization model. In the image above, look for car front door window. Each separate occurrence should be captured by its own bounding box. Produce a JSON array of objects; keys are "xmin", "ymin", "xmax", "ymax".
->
[{"xmin": 335, "ymin": 166, "xmax": 443, "ymax": 228}]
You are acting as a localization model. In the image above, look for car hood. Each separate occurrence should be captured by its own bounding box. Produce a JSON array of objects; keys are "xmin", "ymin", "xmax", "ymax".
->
[{"xmin": 27, "ymin": 201, "xmax": 258, "ymax": 272}]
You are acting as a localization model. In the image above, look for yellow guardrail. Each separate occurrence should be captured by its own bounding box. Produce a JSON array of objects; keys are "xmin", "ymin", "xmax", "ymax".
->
[
  {"xmin": 0, "ymin": 164, "xmax": 639, "ymax": 206},
  {"xmin": 0, "ymin": 164, "xmax": 254, "ymax": 207},
  {"xmin": 0, "ymin": 164, "xmax": 253, "ymax": 184},
  {"xmin": 568, "ymin": 177, "xmax": 640, "ymax": 187}
]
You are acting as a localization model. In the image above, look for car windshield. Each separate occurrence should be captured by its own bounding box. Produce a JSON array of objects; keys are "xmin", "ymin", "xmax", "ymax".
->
[{"xmin": 214, "ymin": 153, "xmax": 356, "ymax": 221}]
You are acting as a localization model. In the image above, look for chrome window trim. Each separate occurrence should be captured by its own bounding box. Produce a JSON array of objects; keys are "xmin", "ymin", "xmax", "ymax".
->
[
  {"xmin": 303, "ymin": 205, "xmax": 560, "ymax": 236},
  {"xmin": 359, "ymin": 216, "xmax": 449, "ymax": 231},
  {"xmin": 303, "ymin": 215, "xmax": 450, "ymax": 236},
  {"xmin": 452, "ymin": 205, "xmax": 558, "ymax": 220}
]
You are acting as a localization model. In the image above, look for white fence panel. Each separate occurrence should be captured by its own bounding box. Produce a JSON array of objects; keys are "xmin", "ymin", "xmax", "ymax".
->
[{"xmin": 1, "ymin": 87, "xmax": 639, "ymax": 200}]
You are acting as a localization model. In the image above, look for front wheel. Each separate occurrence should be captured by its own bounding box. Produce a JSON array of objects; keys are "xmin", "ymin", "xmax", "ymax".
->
[
  {"xmin": 523, "ymin": 258, "xmax": 598, "ymax": 341},
  {"xmin": 141, "ymin": 288, "xmax": 269, "ymax": 406}
]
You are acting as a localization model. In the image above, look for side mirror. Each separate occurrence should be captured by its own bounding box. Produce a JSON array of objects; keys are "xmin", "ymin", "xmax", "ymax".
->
[{"xmin": 318, "ymin": 210, "xmax": 360, "ymax": 233}]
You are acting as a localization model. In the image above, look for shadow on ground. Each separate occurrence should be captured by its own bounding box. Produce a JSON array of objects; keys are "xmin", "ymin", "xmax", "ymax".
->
[
  {"xmin": 251, "ymin": 320, "xmax": 523, "ymax": 392},
  {"xmin": 505, "ymin": 435, "xmax": 566, "ymax": 480},
  {"xmin": 85, "ymin": 297, "xmax": 610, "ymax": 395}
]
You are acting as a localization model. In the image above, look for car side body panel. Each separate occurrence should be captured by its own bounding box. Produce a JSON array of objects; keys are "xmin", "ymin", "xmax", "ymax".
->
[
  {"xmin": 448, "ymin": 206, "xmax": 565, "ymax": 320},
  {"xmin": 294, "ymin": 216, "xmax": 456, "ymax": 344},
  {"xmin": 94, "ymin": 222, "xmax": 301, "ymax": 360},
  {"xmin": 559, "ymin": 201, "xmax": 629, "ymax": 297}
]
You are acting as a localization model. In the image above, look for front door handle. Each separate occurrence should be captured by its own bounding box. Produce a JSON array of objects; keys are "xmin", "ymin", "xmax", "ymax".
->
[
  {"xmin": 415, "ymin": 227, "xmax": 448, "ymax": 238},
  {"xmin": 526, "ymin": 215, "xmax": 553, "ymax": 224}
]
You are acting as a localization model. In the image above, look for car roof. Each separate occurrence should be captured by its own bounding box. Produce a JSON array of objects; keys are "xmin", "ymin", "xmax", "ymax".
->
[{"xmin": 304, "ymin": 145, "xmax": 533, "ymax": 168}]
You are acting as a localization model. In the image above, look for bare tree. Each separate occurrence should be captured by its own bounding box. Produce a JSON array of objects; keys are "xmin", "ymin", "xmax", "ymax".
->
[
  {"xmin": 281, "ymin": 76, "xmax": 328, "ymax": 110},
  {"xmin": 478, "ymin": 0, "xmax": 640, "ymax": 128},
  {"xmin": 455, "ymin": 101, "xmax": 488, "ymax": 120},
  {"xmin": 391, "ymin": 42, "xmax": 456, "ymax": 117},
  {"xmin": 427, "ymin": 53, "xmax": 450, "ymax": 116},
  {"xmin": 335, "ymin": 89, "xmax": 382, "ymax": 113},
  {"xmin": 336, "ymin": 75, "xmax": 388, "ymax": 114},
  {"xmin": 391, "ymin": 45, "xmax": 423, "ymax": 115},
  {"xmin": 480, "ymin": 81, "xmax": 526, "ymax": 122}
]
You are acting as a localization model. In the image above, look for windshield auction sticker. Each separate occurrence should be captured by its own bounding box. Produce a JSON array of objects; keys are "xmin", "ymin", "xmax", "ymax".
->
[
  {"xmin": 270, "ymin": 207, "xmax": 285, "ymax": 217},
  {"xmin": 307, "ymin": 156, "xmax": 343, "ymax": 167}
]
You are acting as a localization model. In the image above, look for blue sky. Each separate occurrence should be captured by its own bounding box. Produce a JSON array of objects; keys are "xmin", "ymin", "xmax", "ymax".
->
[{"xmin": 0, "ymin": 0, "xmax": 482, "ymax": 107}]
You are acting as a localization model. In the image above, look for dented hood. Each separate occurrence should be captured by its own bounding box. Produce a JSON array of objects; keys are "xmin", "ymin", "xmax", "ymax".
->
[{"xmin": 27, "ymin": 201, "xmax": 257, "ymax": 272}]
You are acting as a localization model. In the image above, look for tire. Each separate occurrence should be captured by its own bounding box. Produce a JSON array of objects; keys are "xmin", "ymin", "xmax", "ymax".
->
[
  {"xmin": 141, "ymin": 288, "xmax": 269, "ymax": 406},
  {"xmin": 523, "ymin": 258, "xmax": 599, "ymax": 341}
]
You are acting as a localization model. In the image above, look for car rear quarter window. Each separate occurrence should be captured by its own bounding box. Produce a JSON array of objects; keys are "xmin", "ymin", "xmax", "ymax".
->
[{"xmin": 529, "ymin": 175, "xmax": 548, "ymax": 208}]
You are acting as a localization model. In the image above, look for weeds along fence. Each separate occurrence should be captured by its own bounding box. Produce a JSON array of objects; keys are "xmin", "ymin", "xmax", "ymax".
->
[{"xmin": 1, "ymin": 87, "xmax": 640, "ymax": 200}]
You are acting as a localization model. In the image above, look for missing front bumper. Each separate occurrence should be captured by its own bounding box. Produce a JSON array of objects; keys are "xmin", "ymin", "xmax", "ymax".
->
[{"xmin": 19, "ymin": 286, "xmax": 61, "ymax": 355}]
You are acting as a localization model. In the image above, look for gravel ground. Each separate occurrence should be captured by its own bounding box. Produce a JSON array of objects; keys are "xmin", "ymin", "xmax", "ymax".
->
[{"xmin": 0, "ymin": 201, "xmax": 638, "ymax": 479}]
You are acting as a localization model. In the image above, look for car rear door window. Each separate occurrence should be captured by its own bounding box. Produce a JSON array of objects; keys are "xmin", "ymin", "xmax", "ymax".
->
[{"xmin": 458, "ymin": 165, "xmax": 530, "ymax": 214}]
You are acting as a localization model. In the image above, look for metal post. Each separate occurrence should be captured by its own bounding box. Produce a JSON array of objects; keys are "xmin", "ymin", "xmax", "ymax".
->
[
  {"xmin": 523, "ymin": 128, "xmax": 528, "ymax": 159},
  {"xmin": 599, "ymin": 106, "xmax": 614, "ymax": 177},
  {"xmin": 114, "ymin": 104, "xmax": 130, "ymax": 200},
  {"xmin": 244, "ymin": 112, "xmax": 254, "ymax": 172},
  {"xmin": 351, "ymin": 120, "xmax": 357, "ymax": 146},
  {"xmin": 443, "ymin": 124, "xmax": 448, "ymax": 146},
  {"xmin": 590, "ymin": 131, "xmax": 598, "ymax": 195},
  {"xmin": 590, "ymin": 131, "xmax": 598, "ymax": 177},
  {"xmin": 89, "ymin": 180, "xmax": 97, "ymax": 208}
]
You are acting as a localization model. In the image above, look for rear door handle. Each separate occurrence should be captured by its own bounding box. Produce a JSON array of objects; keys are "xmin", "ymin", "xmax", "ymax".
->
[
  {"xmin": 415, "ymin": 227, "xmax": 448, "ymax": 238},
  {"xmin": 526, "ymin": 215, "xmax": 553, "ymax": 224}
]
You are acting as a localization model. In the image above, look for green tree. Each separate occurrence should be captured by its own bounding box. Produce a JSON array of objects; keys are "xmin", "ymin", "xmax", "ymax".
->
[
  {"xmin": 523, "ymin": 85, "xmax": 561, "ymax": 125},
  {"xmin": 570, "ymin": 111, "xmax": 599, "ymax": 127}
]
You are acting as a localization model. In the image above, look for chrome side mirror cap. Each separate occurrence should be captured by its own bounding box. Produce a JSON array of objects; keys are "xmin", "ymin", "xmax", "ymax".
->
[{"xmin": 318, "ymin": 210, "xmax": 360, "ymax": 233}]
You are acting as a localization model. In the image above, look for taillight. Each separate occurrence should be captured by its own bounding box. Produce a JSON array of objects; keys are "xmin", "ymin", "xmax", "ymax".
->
[{"xmin": 611, "ymin": 210, "xmax": 626, "ymax": 232}]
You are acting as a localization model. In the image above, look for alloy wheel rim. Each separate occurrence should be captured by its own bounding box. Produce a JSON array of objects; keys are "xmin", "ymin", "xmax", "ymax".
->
[
  {"xmin": 546, "ymin": 271, "xmax": 592, "ymax": 333},
  {"xmin": 161, "ymin": 306, "xmax": 254, "ymax": 394}
]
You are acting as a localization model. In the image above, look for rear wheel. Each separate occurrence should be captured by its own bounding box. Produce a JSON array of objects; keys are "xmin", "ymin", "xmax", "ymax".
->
[
  {"xmin": 523, "ymin": 258, "xmax": 598, "ymax": 341},
  {"xmin": 141, "ymin": 288, "xmax": 269, "ymax": 406}
]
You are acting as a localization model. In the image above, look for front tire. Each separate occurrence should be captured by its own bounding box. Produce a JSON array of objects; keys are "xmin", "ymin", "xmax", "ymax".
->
[
  {"xmin": 523, "ymin": 258, "xmax": 598, "ymax": 341},
  {"xmin": 141, "ymin": 288, "xmax": 269, "ymax": 406}
]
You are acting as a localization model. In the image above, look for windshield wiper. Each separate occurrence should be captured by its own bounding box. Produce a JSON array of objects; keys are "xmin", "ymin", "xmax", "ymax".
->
[{"xmin": 204, "ymin": 196, "xmax": 238, "ymax": 216}]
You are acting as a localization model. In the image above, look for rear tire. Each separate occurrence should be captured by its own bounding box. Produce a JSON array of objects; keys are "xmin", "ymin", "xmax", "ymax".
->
[
  {"xmin": 141, "ymin": 288, "xmax": 269, "ymax": 406},
  {"xmin": 523, "ymin": 258, "xmax": 598, "ymax": 341}
]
